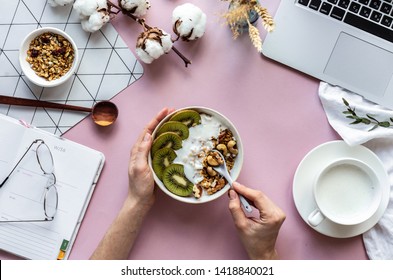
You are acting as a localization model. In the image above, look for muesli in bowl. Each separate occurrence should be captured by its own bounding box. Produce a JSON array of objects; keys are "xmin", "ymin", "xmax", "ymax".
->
[
  {"xmin": 19, "ymin": 27, "xmax": 78, "ymax": 87},
  {"xmin": 148, "ymin": 107, "xmax": 243, "ymax": 204}
]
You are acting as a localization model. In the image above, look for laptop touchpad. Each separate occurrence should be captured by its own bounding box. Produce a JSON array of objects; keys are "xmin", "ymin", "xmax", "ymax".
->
[{"xmin": 324, "ymin": 32, "xmax": 393, "ymax": 97}]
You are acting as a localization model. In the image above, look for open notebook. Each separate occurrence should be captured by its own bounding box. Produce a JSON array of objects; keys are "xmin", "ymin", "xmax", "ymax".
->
[{"xmin": 0, "ymin": 113, "xmax": 105, "ymax": 260}]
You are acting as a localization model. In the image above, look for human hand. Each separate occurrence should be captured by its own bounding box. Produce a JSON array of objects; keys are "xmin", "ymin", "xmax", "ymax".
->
[
  {"xmin": 228, "ymin": 182, "xmax": 286, "ymax": 260},
  {"xmin": 127, "ymin": 108, "xmax": 174, "ymax": 212}
]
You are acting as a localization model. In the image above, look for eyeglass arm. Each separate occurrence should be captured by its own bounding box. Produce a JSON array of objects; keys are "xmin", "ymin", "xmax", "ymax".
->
[
  {"xmin": 0, "ymin": 176, "xmax": 9, "ymax": 188},
  {"xmin": 0, "ymin": 217, "xmax": 54, "ymax": 223}
]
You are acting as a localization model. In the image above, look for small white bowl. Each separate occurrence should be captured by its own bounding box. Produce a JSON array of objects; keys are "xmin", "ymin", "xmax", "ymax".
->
[
  {"xmin": 19, "ymin": 27, "xmax": 78, "ymax": 87},
  {"xmin": 149, "ymin": 106, "xmax": 244, "ymax": 204}
]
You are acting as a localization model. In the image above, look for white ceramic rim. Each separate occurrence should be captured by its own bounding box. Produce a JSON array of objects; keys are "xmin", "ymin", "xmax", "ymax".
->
[
  {"xmin": 293, "ymin": 140, "xmax": 390, "ymax": 238},
  {"xmin": 148, "ymin": 106, "xmax": 244, "ymax": 204},
  {"xmin": 313, "ymin": 157, "xmax": 382, "ymax": 226},
  {"xmin": 19, "ymin": 27, "xmax": 79, "ymax": 87}
]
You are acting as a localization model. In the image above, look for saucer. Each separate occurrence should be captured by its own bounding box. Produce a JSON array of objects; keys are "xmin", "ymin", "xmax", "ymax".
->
[{"xmin": 293, "ymin": 140, "xmax": 390, "ymax": 238}]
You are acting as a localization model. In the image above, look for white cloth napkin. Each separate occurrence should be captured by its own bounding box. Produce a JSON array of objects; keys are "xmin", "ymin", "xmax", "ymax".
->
[{"xmin": 318, "ymin": 82, "xmax": 393, "ymax": 260}]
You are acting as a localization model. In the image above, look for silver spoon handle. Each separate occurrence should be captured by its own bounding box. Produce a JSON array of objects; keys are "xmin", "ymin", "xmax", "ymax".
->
[
  {"xmin": 225, "ymin": 173, "xmax": 253, "ymax": 213},
  {"xmin": 239, "ymin": 194, "xmax": 252, "ymax": 213}
]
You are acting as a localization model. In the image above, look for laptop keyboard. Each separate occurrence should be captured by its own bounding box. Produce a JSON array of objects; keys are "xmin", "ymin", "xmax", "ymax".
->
[{"xmin": 297, "ymin": 0, "xmax": 393, "ymax": 43}]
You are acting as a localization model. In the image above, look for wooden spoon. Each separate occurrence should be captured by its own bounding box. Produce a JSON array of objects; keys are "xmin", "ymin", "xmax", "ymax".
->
[{"xmin": 0, "ymin": 95, "xmax": 118, "ymax": 126}]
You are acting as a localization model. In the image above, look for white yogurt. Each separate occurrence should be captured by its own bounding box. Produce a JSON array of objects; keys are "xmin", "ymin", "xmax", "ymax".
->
[{"xmin": 173, "ymin": 114, "xmax": 227, "ymax": 184}]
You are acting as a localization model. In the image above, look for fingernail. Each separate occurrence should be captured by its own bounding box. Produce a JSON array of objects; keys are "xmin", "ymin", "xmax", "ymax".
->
[
  {"xmin": 143, "ymin": 133, "xmax": 151, "ymax": 142},
  {"xmin": 232, "ymin": 181, "xmax": 239, "ymax": 187},
  {"xmin": 228, "ymin": 189, "xmax": 237, "ymax": 200}
]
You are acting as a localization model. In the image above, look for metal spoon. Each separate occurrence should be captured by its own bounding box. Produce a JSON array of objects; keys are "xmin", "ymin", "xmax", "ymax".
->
[
  {"xmin": 212, "ymin": 150, "xmax": 253, "ymax": 213},
  {"xmin": 0, "ymin": 95, "xmax": 118, "ymax": 126}
]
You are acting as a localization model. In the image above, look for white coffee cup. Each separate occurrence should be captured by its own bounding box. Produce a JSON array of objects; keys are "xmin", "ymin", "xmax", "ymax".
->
[{"xmin": 308, "ymin": 158, "xmax": 382, "ymax": 227}]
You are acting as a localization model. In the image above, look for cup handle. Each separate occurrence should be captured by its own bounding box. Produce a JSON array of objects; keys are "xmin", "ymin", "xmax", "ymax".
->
[{"xmin": 308, "ymin": 209, "xmax": 325, "ymax": 227}]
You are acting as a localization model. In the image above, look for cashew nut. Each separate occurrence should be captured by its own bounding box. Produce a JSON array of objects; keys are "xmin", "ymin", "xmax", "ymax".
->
[
  {"xmin": 227, "ymin": 140, "xmax": 238, "ymax": 155},
  {"xmin": 207, "ymin": 155, "xmax": 219, "ymax": 166},
  {"xmin": 207, "ymin": 166, "xmax": 217, "ymax": 177},
  {"xmin": 216, "ymin": 144, "xmax": 228, "ymax": 156}
]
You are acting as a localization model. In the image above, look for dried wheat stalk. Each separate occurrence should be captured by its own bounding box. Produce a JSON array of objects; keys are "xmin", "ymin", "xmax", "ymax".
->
[
  {"xmin": 254, "ymin": 5, "xmax": 275, "ymax": 32},
  {"xmin": 220, "ymin": 0, "xmax": 274, "ymax": 52},
  {"xmin": 248, "ymin": 21, "xmax": 262, "ymax": 52},
  {"xmin": 222, "ymin": 4, "xmax": 250, "ymax": 26}
]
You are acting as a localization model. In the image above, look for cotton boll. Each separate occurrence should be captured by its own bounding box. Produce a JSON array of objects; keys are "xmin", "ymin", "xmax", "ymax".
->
[
  {"xmin": 160, "ymin": 32, "xmax": 174, "ymax": 53},
  {"xmin": 81, "ymin": 11, "xmax": 110, "ymax": 32},
  {"xmin": 74, "ymin": 0, "xmax": 99, "ymax": 17},
  {"xmin": 172, "ymin": 3, "xmax": 207, "ymax": 41},
  {"xmin": 136, "ymin": 28, "xmax": 173, "ymax": 64},
  {"xmin": 74, "ymin": 0, "xmax": 108, "ymax": 17},
  {"xmin": 48, "ymin": 0, "xmax": 74, "ymax": 7},
  {"xmin": 144, "ymin": 40, "xmax": 166, "ymax": 60},
  {"xmin": 73, "ymin": 0, "xmax": 109, "ymax": 32},
  {"xmin": 145, "ymin": 33, "xmax": 173, "ymax": 59},
  {"xmin": 120, "ymin": 0, "xmax": 151, "ymax": 17},
  {"xmin": 136, "ymin": 37, "xmax": 173, "ymax": 63},
  {"xmin": 136, "ymin": 48, "xmax": 155, "ymax": 64}
]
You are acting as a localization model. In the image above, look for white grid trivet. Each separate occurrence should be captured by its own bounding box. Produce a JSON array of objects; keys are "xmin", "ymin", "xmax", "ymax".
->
[{"xmin": 0, "ymin": 0, "xmax": 143, "ymax": 135}]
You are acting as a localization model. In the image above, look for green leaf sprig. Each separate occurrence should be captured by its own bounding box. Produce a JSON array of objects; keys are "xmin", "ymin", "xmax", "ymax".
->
[{"xmin": 342, "ymin": 98, "xmax": 393, "ymax": 131}]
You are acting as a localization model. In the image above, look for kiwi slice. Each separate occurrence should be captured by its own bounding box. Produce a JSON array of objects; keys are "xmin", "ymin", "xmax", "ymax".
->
[
  {"xmin": 169, "ymin": 110, "xmax": 201, "ymax": 127},
  {"xmin": 151, "ymin": 132, "xmax": 182, "ymax": 155},
  {"xmin": 156, "ymin": 121, "xmax": 189, "ymax": 140},
  {"xmin": 152, "ymin": 148, "xmax": 177, "ymax": 180},
  {"xmin": 162, "ymin": 164, "xmax": 194, "ymax": 197}
]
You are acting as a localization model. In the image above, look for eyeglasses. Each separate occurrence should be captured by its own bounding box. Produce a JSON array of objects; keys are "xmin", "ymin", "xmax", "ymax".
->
[{"xmin": 0, "ymin": 139, "xmax": 58, "ymax": 223}]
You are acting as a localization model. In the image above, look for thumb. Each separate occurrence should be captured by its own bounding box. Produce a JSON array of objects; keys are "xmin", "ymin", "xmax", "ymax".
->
[
  {"xmin": 135, "ymin": 132, "xmax": 152, "ymax": 167},
  {"xmin": 228, "ymin": 189, "xmax": 245, "ymax": 225}
]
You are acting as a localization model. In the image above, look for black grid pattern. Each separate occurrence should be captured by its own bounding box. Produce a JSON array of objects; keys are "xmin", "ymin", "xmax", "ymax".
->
[{"xmin": 0, "ymin": 0, "xmax": 143, "ymax": 135}]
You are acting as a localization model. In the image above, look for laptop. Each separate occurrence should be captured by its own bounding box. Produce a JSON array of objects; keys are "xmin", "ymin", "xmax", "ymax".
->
[{"xmin": 262, "ymin": 0, "xmax": 393, "ymax": 109}]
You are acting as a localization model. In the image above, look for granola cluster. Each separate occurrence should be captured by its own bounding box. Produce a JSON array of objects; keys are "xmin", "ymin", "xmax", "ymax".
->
[
  {"xmin": 26, "ymin": 32, "xmax": 75, "ymax": 81},
  {"xmin": 194, "ymin": 129, "xmax": 238, "ymax": 197}
]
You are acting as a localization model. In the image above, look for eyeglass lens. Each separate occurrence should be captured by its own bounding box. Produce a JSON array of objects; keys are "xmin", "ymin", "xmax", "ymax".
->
[
  {"xmin": 36, "ymin": 142, "xmax": 54, "ymax": 174},
  {"xmin": 44, "ymin": 184, "xmax": 58, "ymax": 218},
  {"xmin": 37, "ymin": 141, "xmax": 57, "ymax": 219}
]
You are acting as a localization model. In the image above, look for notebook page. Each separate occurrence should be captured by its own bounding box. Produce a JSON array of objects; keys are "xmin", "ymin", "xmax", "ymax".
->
[
  {"xmin": 0, "ymin": 117, "xmax": 60, "ymax": 259},
  {"xmin": 0, "ymin": 116, "xmax": 26, "ymax": 181},
  {"xmin": 0, "ymin": 116, "xmax": 104, "ymax": 259},
  {"xmin": 0, "ymin": 148, "xmax": 62, "ymax": 259}
]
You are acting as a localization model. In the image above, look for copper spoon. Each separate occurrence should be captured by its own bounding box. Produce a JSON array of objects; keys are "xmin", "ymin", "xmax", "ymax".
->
[{"xmin": 0, "ymin": 95, "xmax": 118, "ymax": 126}]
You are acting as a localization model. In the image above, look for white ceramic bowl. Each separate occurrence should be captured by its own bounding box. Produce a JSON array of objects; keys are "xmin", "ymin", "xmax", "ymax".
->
[
  {"xmin": 19, "ymin": 27, "xmax": 78, "ymax": 87},
  {"xmin": 149, "ymin": 106, "xmax": 244, "ymax": 204}
]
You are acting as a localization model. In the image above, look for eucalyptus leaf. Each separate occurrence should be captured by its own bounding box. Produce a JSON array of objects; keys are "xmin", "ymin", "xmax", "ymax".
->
[
  {"xmin": 361, "ymin": 118, "xmax": 371, "ymax": 124},
  {"xmin": 366, "ymin": 114, "xmax": 379, "ymax": 122},
  {"xmin": 350, "ymin": 119, "xmax": 362, "ymax": 124},
  {"xmin": 379, "ymin": 121, "xmax": 390, "ymax": 127},
  {"xmin": 369, "ymin": 124, "xmax": 379, "ymax": 131}
]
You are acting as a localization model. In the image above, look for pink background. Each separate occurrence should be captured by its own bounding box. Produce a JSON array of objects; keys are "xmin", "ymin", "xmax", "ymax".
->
[{"xmin": 0, "ymin": 0, "xmax": 367, "ymax": 259}]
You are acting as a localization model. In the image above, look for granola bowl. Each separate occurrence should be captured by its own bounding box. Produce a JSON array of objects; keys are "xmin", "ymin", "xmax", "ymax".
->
[
  {"xmin": 149, "ymin": 107, "xmax": 244, "ymax": 204},
  {"xmin": 19, "ymin": 27, "xmax": 78, "ymax": 87}
]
